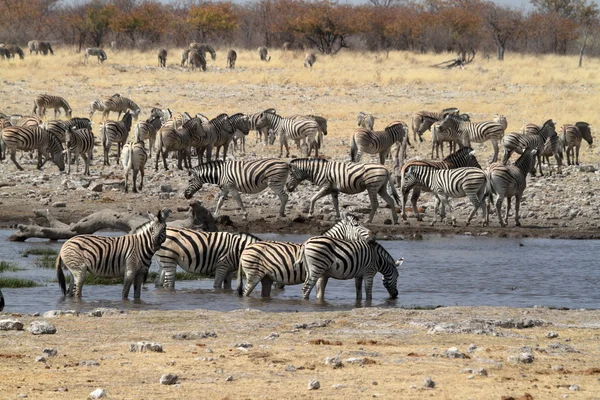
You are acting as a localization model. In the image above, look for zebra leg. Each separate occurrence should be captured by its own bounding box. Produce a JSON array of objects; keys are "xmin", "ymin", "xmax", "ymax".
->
[
  {"xmin": 355, "ymin": 276, "xmax": 363, "ymax": 301},
  {"xmin": 411, "ymin": 187, "xmax": 423, "ymax": 221},
  {"xmin": 575, "ymin": 145, "xmax": 581, "ymax": 165},
  {"xmin": 514, "ymin": 194, "xmax": 522, "ymax": 227},
  {"xmin": 378, "ymin": 185, "xmax": 399, "ymax": 224},
  {"xmin": 367, "ymin": 189, "xmax": 379, "ymax": 223},
  {"xmin": 491, "ymin": 140, "xmax": 499, "ymax": 163},
  {"xmin": 364, "ymin": 274, "xmax": 375, "ymax": 301},
  {"xmin": 223, "ymin": 270, "xmax": 235, "ymax": 290},
  {"xmin": 379, "ymin": 150, "xmax": 389, "ymax": 165},
  {"xmin": 505, "ymin": 196, "xmax": 513, "ymax": 226},
  {"xmin": 9, "ymin": 150, "xmax": 25, "ymax": 171},
  {"xmin": 308, "ymin": 187, "xmax": 333, "ymax": 216},
  {"xmin": 122, "ymin": 267, "xmax": 137, "ymax": 299},
  {"xmin": 330, "ymin": 192, "xmax": 340, "ymax": 219},
  {"xmin": 495, "ymin": 195, "xmax": 506, "ymax": 227},
  {"xmin": 302, "ymin": 274, "xmax": 319, "ymax": 300},
  {"xmin": 73, "ymin": 270, "xmax": 86, "ymax": 298},
  {"xmin": 465, "ymin": 193, "xmax": 482, "ymax": 227},
  {"xmin": 133, "ymin": 270, "xmax": 145, "ymax": 299},
  {"xmin": 132, "ymin": 169, "xmax": 138, "ymax": 193},
  {"xmin": 124, "ymin": 168, "xmax": 129, "ymax": 193},
  {"xmin": 138, "ymin": 166, "xmax": 144, "ymax": 191},
  {"xmin": 270, "ymin": 184, "xmax": 288, "ymax": 217},
  {"xmin": 536, "ymin": 153, "xmax": 544, "ymax": 176},
  {"xmin": 260, "ymin": 276, "xmax": 274, "ymax": 297},
  {"xmin": 243, "ymin": 274, "xmax": 263, "ymax": 297},
  {"xmin": 315, "ymin": 276, "xmax": 329, "ymax": 300},
  {"xmin": 213, "ymin": 266, "xmax": 229, "ymax": 289},
  {"xmin": 440, "ymin": 195, "xmax": 457, "ymax": 226}
]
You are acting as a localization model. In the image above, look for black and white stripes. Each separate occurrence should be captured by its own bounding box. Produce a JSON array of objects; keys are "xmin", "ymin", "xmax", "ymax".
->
[
  {"xmin": 33, "ymin": 94, "xmax": 72, "ymax": 119},
  {"xmin": 100, "ymin": 112, "xmax": 133, "ymax": 165},
  {"xmin": 1, "ymin": 126, "xmax": 65, "ymax": 171}
]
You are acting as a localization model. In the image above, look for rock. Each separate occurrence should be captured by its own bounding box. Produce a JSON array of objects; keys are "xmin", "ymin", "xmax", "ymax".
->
[
  {"xmin": 160, "ymin": 184, "xmax": 173, "ymax": 193},
  {"xmin": 383, "ymin": 219, "xmax": 393, "ymax": 225},
  {"xmin": 28, "ymin": 321, "xmax": 56, "ymax": 335},
  {"xmin": 43, "ymin": 310, "xmax": 79, "ymax": 318},
  {"xmin": 332, "ymin": 384, "xmax": 346, "ymax": 389},
  {"xmin": 42, "ymin": 348, "xmax": 57, "ymax": 357},
  {"xmin": 444, "ymin": 347, "xmax": 468, "ymax": 359},
  {"xmin": 79, "ymin": 360, "xmax": 100, "ymax": 367},
  {"xmin": 468, "ymin": 344, "xmax": 478, "ymax": 352},
  {"xmin": 172, "ymin": 331, "xmax": 217, "ymax": 340},
  {"xmin": 89, "ymin": 388, "xmax": 106, "ymax": 399},
  {"xmin": 546, "ymin": 331, "xmax": 559, "ymax": 338},
  {"xmin": 231, "ymin": 342, "xmax": 252, "ymax": 349},
  {"xmin": 88, "ymin": 308, "xmax": 123, "ymax": 317},
  {"xmin": 579, "ymin": 165, "xmax": 597, "ymax": 173},
  {"xmin": 90, "ymin": 183, "xmax": 103, "ymax": 192},
  {"xmin": 35, "ymin": 356, "xmax": 46, "ymax": 363},
  {"xmin": 568, "ymin": 384, "xmax": 580, "ymax": 391},
  {"xmin": 160, "ymin": 374, "xmax": 178, "ymax": 385},
  {"xmin": 292, "ymin": 215, "xmax": 307, "ymax": 223},
  {"xmin": 323, "ymin": 356, "xmax": 343, "ymax": 369},
  {"xmin": 307, "ymin": 380, "xmax": 320, "ymax": 390},
  {"xmin": 129, "ymin": 342, "xmax": 163, "ymax": 353},
  {"xmin": 423, "ymin": 377, "xmax": 435, "ymax": 388},
  {"xmin": 551, "ymin": 365, "xmax": 564, "ymax": 371},
  {"xmin": 0, "ymin": 319, "xmax": 24, "ymax": 331},
  {"xmin": 293, "ymin": 320, "xmax": 331, "ymax": 329},
  {"xmin": 226, "ymin": 375, "xmax": 233, "ymax": 382},
  {"xmin": 52, "ymin": 202, "xmax": 66, "ymax": 208},
  {"xmin": 285, "ymin": 365, "xmax": 297, "ymax": 372},
  {"xmin": 264, "ymin": 332, "xmax": 279, "ymax": 340},
  {"xmin": 508, "ymin": 352, "xmax": 534, "ymax": 364}
]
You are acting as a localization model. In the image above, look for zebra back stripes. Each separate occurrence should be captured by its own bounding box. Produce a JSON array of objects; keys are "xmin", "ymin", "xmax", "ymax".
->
[
  {"xmin": 350, "ymin": 121, "xmax": 410, "ymax": 165},
  {"xmin": 65, "ymin": 126, "xmax": 94, "ymax": 175},
  {"xmin": 102, "ymin": 96, "xmax": 141, "ymax": 120},
  {"xmin": 210, "ymin": 114, "xmax": 236, "ymax": 160},
  {"xmin": 100, "ymin": 112, "xmax": 133, "ymax": 165},
  {"xmin": 33, "ymin": 94, "xmax": 72, "ymax": 119},
  {"xmin": 121, "ymin": 141, "xmax": 148, "ymax": 193},
  {"xmin": 501, "ymin": 119, "xmax": 558, "ymax": 175},
  {"xmin": 134, "ymin": 115, "xmax": 161, "ymax": 157},
  {"xmin": 263, "ymin": 112, "xmax": 320, "ymax": 157},
  {"xmin": 56, "ymin": 209, "xmax": 170, "ymax": 299},
  {"xmin": 184, "ymin": 159, "xmax": 290, "ymax": 218},
  {"xmin": 1, "ymin": 126, "xmax": 65, "ymax": 171},
  {"xmin": 438, "ymin": 114, "xmax": 505, "ymax": 162},
  {"xmin": 154, "ymin": 118, "xmax": 194, "ymax": 171}
]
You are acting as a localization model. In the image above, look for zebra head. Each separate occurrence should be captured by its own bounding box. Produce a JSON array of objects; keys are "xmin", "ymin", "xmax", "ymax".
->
[
  {"xmin": 445, "ymin": 146, "xmax": 481, "ymax": 169},
  {"xmin": 328, "ymin": 212, "xmax": 375, "ymax": 242},
  {"xmin": 230, "ymin": 113, "xmax": 251, "ymax": 135},
  {"xmin": 576, "ymin": 122, "xmax": 593, "ymax": 145},
  {"xmin": 147, "ymin": 208, "xmax": 171, "ymax": 251},
  {"xmin": 48, "ymin": 133, "xmax": 65, "ymax": 172},
  {"xmin": 184, "ymin": 162, "xmax": 224, "ymax": 199},
  {"xmin": 380, "ymin": 253, "xmax": 402, "ymax": 299}
]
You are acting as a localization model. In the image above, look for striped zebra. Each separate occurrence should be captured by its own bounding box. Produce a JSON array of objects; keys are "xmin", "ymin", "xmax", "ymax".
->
[
  {"xmin": 501, "ymin": 119, "xmax": 558, "ymax": 175},
  {"xmin": 89, "ymin": 94, "xmax": 121, "ymax": 119},
  {"xmin": 102, "ymin": 96, "xmax": 141, "ymax": 121},
  {"xmin": 0, "ymin": 117, "xmax": 10, "ymax": 160},
  {"xmin": 28, "ymin": 40, "xmax": 54, "ymax": 55},
  {"xmin": 232, "ymin": 112, "xmax": 269, "ymax": 154},
  {"xmin": 184, "ymin": 158, "xmax": 290, "ymax": 218},
  {"xmin": 150, "ymin": 107, "xmax": 172, "ymax": 124},
  {"xmin": 237, "ymin": 213, "xmax": 374, "ymax": 297},
  {"xmin": 1, "ymin": 44, "xmax": 24, "ymax": 59},
  {"xmin": 155, "ymin": 228, "xmax": 261, "ymax": 290},
  {"xmin": 437, "ymin": 114, "xmax": 505, "ymax": 162},
  {"xmin": 258, "ymin": 46, "xmax": 270, "ymax": 62},
  {"xmin": 286, "ymin": 158, "xmax": 401, "ymax": 223},
  {"xmin": 298, "ymin": 238, "xmax": 401, "ymax": 301},
  {"xmin": 208, "ymin": 114, "xmax": 236, "ymax": 160},
  {"xmin": 42, "ymin": 118, "xmax": 92, "ymax": 143},
  {"xmin": 55, "ymin": 209, "xmax": 170, "ymax": 299},
  {"xmin": 154, "ymin": 118, "xmax": 196, "ymax": 171},
  {"xmin": 430, "ymin": 114, "xmax": 471, "ymax": 159},
  {"xmin": 133, "ymin": 115, "xmax": 161, "ymax": 157},
  {"xmin": 227, "ymin": 49, "xmax": 237, "ymax": 68},
  {"xmin": 401, "ymin": 164, "xmax": 488, "ymax": 226},
  {"xmin": 411, "ymin": 107, "xmax": 460, "ymax": 142},
  {"xmin": 261, "ymin": 112, "xmax": 320, "ymax": 157},
  {"xmin": 287, "ymin": 114, "xmax": 328, "ymax": 153},
  {"xmin": 248, "ymin": 108, "xmax": 276, "ymax": 144},
  {"xmin": 350, "ymin": 121, "xmax": 410, "ymax": 165},
  {"xmin": 65, "ymin": 126, "xmax": 94, "ymax": 175},
  {"xmin": 189, "ymin": 42, "xmax": 216, "ymax": 61},
  {"xmin": 99, "ymin": 112, "xmax": 133, "ymax": 165},
  {"xmin": 188, "ymin": 49, "xmax": 206, "ymax": 71},
  {"xmin": 32, "ymin": 94, "xmax": 72, "ymax": 119},
  {"xmin": 304, "ymin": 52, "xmax": 316, "ymax": 69},
  {"xmin": 562, "ymin": 122, "xmax": 593, "ymax": 165},
  {"xmin": 1, "ymin": 126, "xmax": 65, "ymax": 171},
  {"xmin": 84, "ymin": 47, "xmax": 107, "ymax": 64},
  {"xmin": 357, "ymin": 112, "xmax": 375, "ymax": 130},
  {"xmin": 121, "ymin": 141, "xmax": 148, "ymax": 193},
  {"xmin": 486, "ymin": 148, "xmax": 538, "ymax": 227},
  {"xmin": 399, "ymin": 147, "xmax": 481, "ymax": 221},
  {"xmin": 158, "ymin": 48, "xmax": 167, "ymax": 67}
]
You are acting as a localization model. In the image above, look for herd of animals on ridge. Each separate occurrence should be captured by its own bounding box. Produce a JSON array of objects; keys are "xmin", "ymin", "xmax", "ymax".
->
[{"xmin": 0, "ymin": 42, "xmax": 595, "ymax": 305}]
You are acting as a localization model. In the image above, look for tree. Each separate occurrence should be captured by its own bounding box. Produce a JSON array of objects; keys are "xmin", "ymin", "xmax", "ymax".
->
[
  {"xmin": 86, "ymin": 1, "xmax": 116, "ymax": 47},
  {"xmin": 186, "ymin": 2, "xmax": 239, "ymax": 42},
  {"xmin": 574, "ymin": 0, "xmax": 599, "ymax": 66},
  {"xmin": 110, "ymin": 1, "xmax": 167, "ymax": 46},
  {"xmin": 484, "ymin": 2, "xmax": 523, "ymax": 60}
]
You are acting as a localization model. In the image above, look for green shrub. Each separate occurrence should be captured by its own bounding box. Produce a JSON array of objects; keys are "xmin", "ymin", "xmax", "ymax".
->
[
  {"xmin": 21, "ymin": 248, "xmax": 58, "ymax": 257},
  {"xmin": 0, "ymin": 277, "xmax": 39, "ymax": 288},
  {"xmin": 0, "ymin": 261, "xmax": 21, "ymax": 273}
]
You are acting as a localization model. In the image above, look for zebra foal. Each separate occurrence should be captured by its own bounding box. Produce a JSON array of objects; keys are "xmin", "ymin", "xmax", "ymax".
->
[
  {"xmin": 184, "ymin": 159, "xmax": 290, "ymax": 219},
  {"xmin": 350, "ymin": 121, "xmax": 410, "ymax": 165},
  {"xmin": 33, "ymin": 94, "xmax": 72, "ymax": 119},
  {"xmin": 562, "ymin": 122, "xmax": 593, "ymax": 165},
  {"xmin": 1, "ymin": 126, "xmax": 65, "ymax": 171},
  {"xmin": 56, "ymin": 209, "xmax": 170, "ymax": 299},
  {"xmin": 286, "ymin": 158, "xmax": 401, "ymax": 223}
]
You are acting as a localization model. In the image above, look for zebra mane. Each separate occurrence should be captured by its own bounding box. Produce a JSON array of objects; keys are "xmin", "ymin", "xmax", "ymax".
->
[
  {"xmin": 236, "ymin": 232, "xmax": 262, "ymax": 242},
  {"xmin": 212, "ymin": 113, "xmax": 229, "ymax": 122},
  {"xmin": 131, "ymin": 218, "xmax": 155, "ymax": 234},
  {"xmin": 372, "ymin": 242, "xmax": 395, "ymax": 266}
]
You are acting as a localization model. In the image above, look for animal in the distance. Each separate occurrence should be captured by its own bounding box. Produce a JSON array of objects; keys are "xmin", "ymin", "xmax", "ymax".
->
[
  {"xmin": 357, "ymin": 112, "xmax": 375, "ymax": 130},
  {"xmin": 56, "ymin": 209, "xmax": 170, "ymax": 299},
  {"xmin": 227, "ymin": 49, "xmax": 237, "ymax": 68},
  {"xmin": 84, "ymin": 47, "xmax": 107, "ymax": 64},
  {"xmin": 158, "ymin": 48, "xmax": 167, "ymax": 67},
  {"xmin": 188, "ymin": 49, "xmax": 207, "ymax": 71},
  {"xmin": 32, "ymin": 94, "xmax": 72, "ymax": 119},
  {"xmin": 304, "ymin": 52, "xmax": 316, "ymax": 69},
  {"xmin": 1, "ymin": 44, "xmax": 24, "ymax": 59},
  {"xmin": 28, "ymin": 40, "xmax": 54, "ymax": 55},
  {"xmin": 258, "ymin": 46, "xmax": 270, "ymax": 62}
]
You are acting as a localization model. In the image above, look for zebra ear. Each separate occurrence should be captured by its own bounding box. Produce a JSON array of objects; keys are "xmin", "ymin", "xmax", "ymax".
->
[
  {"xmin": 158, "ymin": 208, "xmax": 171, "ymax": 222},
  {"xmin": 147, "ymin": 211, "xmax": 155, "ymax": 221},
  {"xmin": 469, "ymin": 150, "xmax": 476, "ymax": 156},
  {"xmin": 395, "ymin": 258, "xmax": 404, "ymax": 268}
]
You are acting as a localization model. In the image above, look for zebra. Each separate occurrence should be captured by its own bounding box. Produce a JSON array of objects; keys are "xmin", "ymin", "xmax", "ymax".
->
[
  {"xmin": 102, "ymin": 96, "xmax": 141, "ymax": 121},
  {"xmin": 184, "ymin": 159, "xmax": 290, "ymax": 219},
  {"xmin": 1, "ymin": 126, "xmax": 65, "ymax": 171},
  {"xmin": 154, "ymin": 118, "xmax": 196, "ymax": 171},
  {"xmin": 133, "ymin": 115, "xmax": 161, "ymax": 157},
  {"xmin": 42, "ymin": 118, "xmax": 91, "ymax": 143},
  {"xmin": 298, "ymin": 238, "xmax": 401, "ymax": 301},
  {"xmin": 207, "ymin": 114, "xmax": 236, "ymax": 160},
  {"xmin": 261, "ymin": 111, "xmax": 320, "ymax": 157},
  {"xmin": 350, "ymin": 121, "xmax": 411, "ymax": 165},
  {"xmin": 401, "ymin": 164, "xmax": 488, "ymax": 226},
  {"xmin": 1, "ymin": 44, "xmax": 24, "ymax": 59},
  {"xmin": 218, "ymin": 113, "xmax": 248, "ymax": 157},
  {"xmin": 437, "ymin": 113, "xmax": 505, "ymax": 163},
  {"xmin": 155, "ymin": 228, "xmax": 261, "ymax": 290},
  {"xmin": 286, "ymin": 114, "xmax": 328, "ymax": 152},
  {"xmin": 357, "ymin": 112, "xmax": 375, "ymax": 130},
  {"xmin": 562, "ymin": 122, "xmax": 593, "ymax": 166},
  {"xmin": 227, "ymin": 49, "xmax": 237, "ymax": 68},
  {"xmin": 501, "ymin": 119, "xmax": 558, "ymax": 175},
  {"xmin": 286, "ymin": 158, "xmax": 401, "ymax": 223},
  {"xmin": 430, "ymin": 114, "xmax": 471, "ymax": 159},
  {"xmin": 32, "ymin": 94, "xmax": 72, "ymax": 119},
  {"xmin": 247, "ymin": 108, "xmax": 276, "ymax": 144},
  {"xmin": 304, "ymin": 52, "xmax": 316, "ymax": 69},
  {"xmin": 157, "ymin": 48, "xmax": 167, "ymax": 67},
  {"xmin": 99, "ymin": 112, "xmax": 133, "ymax": 165},
  {"xmin": 65, "ymin": 126, "xmax": 94, "ymax": 175},
  {"xmin": 89, "ymin": 94, "xmax": 121, "ymax": 119},
  {"xmin": 411, "ymin": 107, "xmax": 460, "ymax": 142},
  {"xmin": 0, "ymin": 117, "xmax": 10, "ymax": 160},
  {"xmin": 237, "ymin": 213, "xmax": 374, "ymax": 297},
  {"xmin": 84, "ymin": 47, "xmax": 107, "ymax": 64},
  {"xmin": 0, "ymin": 47, "xmax": 10, "ymax": 59},
  {"xmin": 258, "ymin": 46, "xmax": 271, "ymax": 61},
  {"xmin": 486, "ymin": 148, "xmax": 538, "ymax": 227},
  {"xmin": 232, "ymin": 112, "xmax": 269, "ymax": 154},
  {"xmin": 494, "ymin": 114, "xmax": 508, "ymax": 131},
  {"xmin": 55, "ymin": 209, "xmax": 170, "ymax": 299},
  {"xmin": 121, "ymin": 141, "xmax": 148, "ymax": 193},
  {"xmin": 188, "ymin": 49, "xmax": 206, "ymax": 71},
  {"xmin": 189, "ymin": 42, "xmax": 216, "ymax": 61},
  {"xmin": 28, "ymin": 40, "xmax": 54, "ymax": 55},
  {"xmin": 399, "ymin": 147, "xmax": 481, "ymax": 222}
]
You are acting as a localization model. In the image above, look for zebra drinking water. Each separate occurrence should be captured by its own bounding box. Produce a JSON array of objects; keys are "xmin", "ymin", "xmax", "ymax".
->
[
  {"xmin": 32, "ymin": 94, "xmax": 72, "ymax": 119},
  {"xmin": 84, "ymin": 47, "xmax": 107, "ymax": 64},
  {"xmin": 56, "ymin": 209, "xmax": 170, "ymax": 299},
  {"xmin": 350, "ymin": 121, "xmax": 410, "ymax": 165},
  {"xmin": 184, "ymin": 158, "xmax": 290, "ymax": 219}
]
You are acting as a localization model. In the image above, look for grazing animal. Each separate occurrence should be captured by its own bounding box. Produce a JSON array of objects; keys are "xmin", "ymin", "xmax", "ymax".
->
[
  {"xmin": 1, "ymin": 126, "xmax": 65, "ymax": 171},
  {"xmin": 502, "ymin": 119, "xmax": 559, "ymax": 175},
  {"xmin": 487, "ymin": 148, "xmax": 538, "ymax": 227},
  {"xmin": 189, "ymin": 42, "xmax": 216, "ymax": 60},
  {"xmin": 0, "ymin": 47, "xmax": 10, "ymax": 59},
  {"xmin": 89, "ymin": 94, "xmax": 120, "ymax": 118},
  {"xmin": 237, "ymin": 213, "xmax": 374, "ymax": 297},
  {"xmin": 287, "ymin": 158, "xmax": 401, "ymax": 223},
  {"xmin": 298, "ymin": 238, "xmax": 401, "ymax": 301},
  {"xmin": 188, "ymin": 49, "xmax": 206, "ymax": 71},
  {"xmin": 133, "ymin": 115, "xmax": 161, "ymax": 157},
  {"xmin": 121, "ymin": 141, "xmax": 148, "ymax": 193},
  {"xmin": 258, "ymin": 46, "xmax": 270, "ymax": 61},
  {"xmin": 411, "ymin": 107, "xmax": 460, "ymax": 142},
  {"xmin": 562, "ymin": 122, "xmax": 593, "ymax": 165},
  {"xmin": 2, "ymin": 44, "xmax": 24, "ymax": 59},
  {"xmin": 155, "ymin": 229, "xmax": 260, "ymax": 290},
  {"xmin": 28, "ymin": 40, "xmax": 54, "ymax": 55},
  {"xmin": 350, "ymin": 121, "xmax": 411, "ymax": 165},
  {"xmin": 357, "ymin": 112, "xmax": 375, "ymax": 130},
  {"xmin": 32, "ymin": 94, "xmax": 72, "ymax": 119},
  {"xmin": 184, "ymin": 159, "xmax": 290, "ymax": 219},
  {"xmin": 84, "ymin": 47, "xmax": 107, "ymax": 64},
  {"xmin": 227, "ymin": 49, "xmax": 237, "ymax": 68},
  {"xmin": 102, "ymin": 96, "xmax": 140, "ymax": 121},
  {"xmin": 158, "ymin": 48, "xmax": 167, "ymax": 67},
  {"xmin": 304, "ymin": 52, "xmax": 316, "ymax": 69},
  {"xmin": 65, "ymin": 126, "xmax": 94, "ymax": 175},
  {"xmin": 99, "ymin": 112, "xmax": 133, "ymax": 165},
  {"xmin": 56, "ymin": 209, "xmax": 170, "ymax": 299}
]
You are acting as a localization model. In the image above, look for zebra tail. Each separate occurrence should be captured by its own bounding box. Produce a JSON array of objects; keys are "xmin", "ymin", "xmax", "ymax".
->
[
  {"xmin": 32, "ymin": 101, "xmax": 37, "ymax": 116},
  {"xmin": 236, "ymin": 259, "xmax": 244, "ymax": 296},
  {"xmin": 56, "ymin": 254, "xmax": 67, "ymax": 296},
  {"xmin": 350, "ymin": 135, "xmax": 357, "ymax": 162},
  {"xmin": 388, "ymin": 174, "xmax": 401, "ymax": 205}
]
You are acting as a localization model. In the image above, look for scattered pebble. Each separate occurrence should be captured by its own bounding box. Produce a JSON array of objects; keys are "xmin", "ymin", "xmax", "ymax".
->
[
  {"xmin": 35, "ymin": 356, "xmax": 46, "ymax": 363},
  {"xmin": 226, "ymin": 375, "xmax": 233, "ymax": 382},
  {"xmin": 307, "ymin": 380, "xmax": 320, "ymax": 390},
  {"xmin": 568, "ymin": 384, "xmax": 580, "ymax": 391},
  {"xmin": 160, "ymin": 374, "xmax": 178, "ymax": 385},
  {"xmin": 444, "ymin": 347, "xmax": 468, "ymax": 359},
  {"xmin": 546, "ymin": 331, "xmax": 559, "ymax": 338},
  {"xmin": 89, "ymin": 388, "xmax": 105, "ymax": 399},
  {"xmin": 231, "ymin": 342, "xmax": 253, "ymax": 349},
  {"xmin": 423, "ymin": 377, "xmax": 435, "ymax": 388},
  {"xmin": 42, "ymin": 348, "xmax": 57, "ymax": 357},
  {"xmin": 28, "ymin": 321, "xmax": 56, "ymax": 335},
  {"xmin": 130, "ymin": 342, "xmax": 163, "ymax": 353}
]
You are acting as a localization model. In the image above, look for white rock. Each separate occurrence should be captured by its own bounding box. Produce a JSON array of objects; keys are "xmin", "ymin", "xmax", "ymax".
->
[
  {"xmin": 307, "ymin": 380, "xmax": 320, "ymax": 390},
  {"xmin": 0, "ymin": 319, "xmax": 24, "ymax": 331},
  {"xmin": 160, "ymin": 374, "xmax": 178, "ymax": 385},
  {"xmin": 28, "ymin": 321, "xmax": 56, "ymax": 335},
  {"xmin": 89, "ymin": 388, "xmax": 105, "ymax": 399}
]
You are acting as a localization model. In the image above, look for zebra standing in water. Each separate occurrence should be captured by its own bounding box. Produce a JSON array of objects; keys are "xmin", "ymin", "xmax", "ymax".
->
[
  {"xmin": 155, "ymin": 229, "xmax": 261, "ymax": 290},
  {"xmin": 401, "ymin": 164, "xmax": 488, "ymax": 226},
  {"xmin": 286, "ymin": 158, "xmax": 401, "ymax": 223},
  {"xmin": 399, "ymin": 147, "xmax": 481, "ymax": 222},
  {"xmin": 133, "ymin": 115, "xmax": 161, "ymax": 157},
  {"xmin": 357, "ymin": 112, "xmax": 375, "ymax": 130},
  {"xmin": 100, "ymin": 112, "xmax": 133, "ymax": 165},
  {"xmin": 237, "ymin": 213, "xmax": 373, "ymax": 297},
  {"xmin": 158, "ymin": 49, "xmax": 167, "ymax": 67},
  {"xmin": 562, "ymin": 122, "xmax": 593, "ymax": 165},
  {"xmin": 411, "ymin": 107, "xmax": 460, "ymax": 142},
  {"xmin": 501, "ymin": 119, "xmax": 558, "ymax": 175},
  {"xmin": 56, "ymin": 209, "xmax": 170, "ymax": 299},
  {"xmin": 350, "ymin": 121, "xmax": 411, "ymax": 165},
  {"xmin": 298, "ymin": 238, "xmax": 401, "ymax": 301},
  {"xmin": 84, "ymin": 47, "xmax": 107, "ymax": 64},
  {"xmin": 184, "ymin": 159, "xmax": 290, "ymax": 219},
  {"xmin": 487, "ymin": 148, "xmax": 538, "ymax": 227},
  {"xmin": 1, "ymin": 126, "xmax": 65, "ymax": 171},
  {"xmin": 227, "ymin": 49, "xmax": 237, "ymax": 68},
  {"xmin": 65, "ymin": 125, "xmax": 94, "ymax": 175},
  {"xmin": 102, "ymin": 96, "xmax": 141, "ymax": 121},
  {"xmin": 437, "ymin": 113, "xmax": 505, "ymax": 162},
  {"xmin": 32, "ymin": 94, "xmax": 72, "ymax": 119},
  {"xmin": 261, "ymin": 112, "xmax": 320, "ymax": 157}
]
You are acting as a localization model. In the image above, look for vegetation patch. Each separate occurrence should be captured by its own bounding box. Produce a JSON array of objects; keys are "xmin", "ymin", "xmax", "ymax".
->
[
  {"xmin": 21, "ymin": 248, "xmax": 58, "ymax": 257},
  {"xmin": 0, "ymin": 277, "xmax": 39, "ymax": 288},
  {"xmin": 0, "ymin": 261, "xmax": 21, "ymax": 273},
  {"xmin": 32, "ymin": 255, "xmax": 57, "ymax": 269}
]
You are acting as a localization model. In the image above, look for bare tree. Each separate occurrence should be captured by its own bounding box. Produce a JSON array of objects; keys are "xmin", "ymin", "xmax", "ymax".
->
[{"xmin": 484, "ymin": 3, "xmax": 523, "ymax": 60}]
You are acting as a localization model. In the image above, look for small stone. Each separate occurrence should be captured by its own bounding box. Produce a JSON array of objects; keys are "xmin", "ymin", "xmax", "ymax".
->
[
  {"xmin": 89, "ymin": 388, "xmax": 105, "ymax": 399},
  {"xmin": 79, "ymin": 360, "xmax": 100, "ymax": 367},
  {"xmin": 130, "ymin": 342, "xmax": 163, "ymax": 353},
  {"xmin": 444, "ymin": 347, "xmax": 468, "ymax": 359},
  {"xmin": 308, "ymin": 380, "xmax": 320, "ymax": 390},
  {"xmin": 332, "ymin": 384, "xmax": 346, "ymax": 389},
  {"xmin": 43, "ymin": 310, "xmax": 79, "ymax": 318},
  {"xmin": 423, "ymin": 377, "xmax": 435, "ymax": 388},
  {"xmin": 160, "ymin": 374, "xmax": 178, "ymax": 385},
  {"xmin": 0, "ymin": 319, "xmax": 24, "ymax": 331},
  {"xmin": 569, "ymin": 384, "xmax": 580, "ymax": 391},
  {"xmin": 552, "ymin": 365, "xmax": 564, "ymax": 371},
  {"xmin": 28, "ymin": 321, "xmax": 56, "ymax": 335},
  {"xmin": 231, "ymin": 342, "xmax": 252, "ymax": 349},
  {"xmin": 546, "ymin": 331, "xmax": 559, "ymax": 338},
  {"xmin": 285, "ymin": 365, "xmax": 297, "ymax": 372},
  {"xmin": 35, "ymin": 356, "xmax": 46, "ymax": 363},
  {"xmin": 264, "ymin": 332, "xmax": 279, "ymax": 340},
  {"xmin": 324, "ymin": 356, "xmax": 343, "ymax": 369},
  {"xmin": 52, "ymin": 202, "xmax": 66, "ymax": 208},
  {"xmin": 43, "ymin": 348, "xmax": 57, "ymax": 357},
  {"xmin": 90, "ymin": 183, "xmax": 103, "ymax": 192},
  {"xmin": 226, "ymin": 375, "xmax": 233, "ymax": 382},
  {"xmin": 468, "ymin": 344, "xmax": 477, "ymax": 352},
  {"xmin": 17, "ymin": 394, "xmax": 27, "ymax": 398},
  {"xmin": 160, "ymin": 184, "xmax": 173, "ymax": 193}
]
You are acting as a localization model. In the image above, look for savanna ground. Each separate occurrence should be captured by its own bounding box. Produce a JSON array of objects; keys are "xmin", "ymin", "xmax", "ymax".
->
[{"xmin": 1, "ymin": 49, "xmax": 600, "ymax": 399}]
